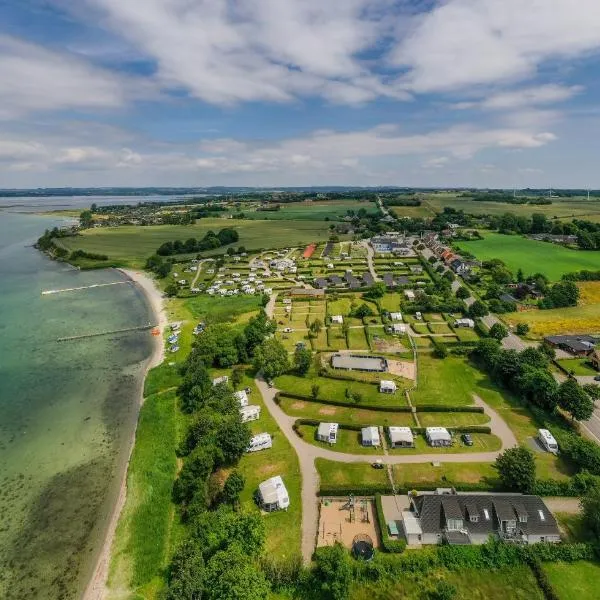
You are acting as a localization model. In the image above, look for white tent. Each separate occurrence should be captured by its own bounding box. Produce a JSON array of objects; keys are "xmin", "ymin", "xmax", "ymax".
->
[
  {"xmin": 240, "ymin": 405, "xmax": 261, "ymax": 423},
  {"xmin": 379, "ymin": 380, "xmax": 397, "ymax": 394},
  {"xmin": 388, "ymin": 426, "xmax": 414, "ymax": 448},
  {"xmin": 361, "ymin": 426, "xmax": 380, "ymax": 446},
  {"xmin": 316, "ymin": 422, "xmax": 339, "ymax": 444},
  {"xmin": 425, "ymin": 427, "xmax": 452, "ymax": 447},
  {"xmin": 234, "ymin": 390, "xmax": 249, "ymax": 407},
  {"xmin": 246, "ymin": 433, "xmax": 272, "ymax": 453},
  {"xmin": 258, "ymin": 475, "xmax": 290, "ymax": 511}
]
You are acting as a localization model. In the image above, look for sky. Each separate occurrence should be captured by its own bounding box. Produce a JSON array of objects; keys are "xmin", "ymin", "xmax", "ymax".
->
[{"xmin": 2, "ymin": 0, "xmax": 600, "ymax": 189}]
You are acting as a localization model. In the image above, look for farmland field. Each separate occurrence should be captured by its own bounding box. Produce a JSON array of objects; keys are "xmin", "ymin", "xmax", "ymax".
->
[
  {"xmin": 243, "ymin": 199, "xmax": 378, "ymax": 220},
  {"xmin": 58, "ymin": 218, "xmax": 336, "ymax": 267},
  {"xmin": 455, "ymin": 232, "xmax": 600, "ymax": 280}
]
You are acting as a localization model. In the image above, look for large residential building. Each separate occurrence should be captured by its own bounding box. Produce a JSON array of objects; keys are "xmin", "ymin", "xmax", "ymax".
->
[
  {"xmin": 544, "ymin": 335, "xmax": 597, "ymax": 357},
  {"xmin": 405, "ymin": 491, "xmax": 561, "ymax": 546}
]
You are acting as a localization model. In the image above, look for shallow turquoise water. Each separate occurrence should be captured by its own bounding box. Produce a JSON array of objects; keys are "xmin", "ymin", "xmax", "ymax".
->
[{"xmin": 0, "ymin": 212, "xmax": 154, "ymax": 599}]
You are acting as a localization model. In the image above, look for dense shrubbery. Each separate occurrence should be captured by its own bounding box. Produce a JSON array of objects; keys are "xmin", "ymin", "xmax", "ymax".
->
[
  {"xmin": 157, "ymin": 228, "xmax": 239, "ymax": 256},
  {"xmin": 69, "ymin": 249, "xmax": 109, "ymax": 261}
]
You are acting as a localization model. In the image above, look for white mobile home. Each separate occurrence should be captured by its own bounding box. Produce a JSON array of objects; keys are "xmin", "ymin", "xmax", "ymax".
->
[
  {"xmin": 538, "ymin": 429, "xmax": 559, "ymax": 454},
  {"xmin": 212, "ymin": 375, "xmax": 229, "ymax": 387},
  {"xmin": 246, "ymin": 433, "xmax": 272, "ymax": 453},
  {"xmin": 316, "ymin": 422, "xmax": 339, "ymax": 444},
  {"xmin": 390, "ymin": 312, "xmax": 403, "ymax": 321},
  {"xmin": 404, "ymin": 290, "xmax": 415, "ymax": 301},
  {"xmin": 258, "ymin": 475, "xmax": 290, "ymax": 512},
  {"xmin": 361, "ymin": 426, "xmax": 381, "ymax": 447},
  {"xmin": 240, "ymin": 405, "xmax": 261, "ymax": 423},
  {"xmin": 331, "ymin": 315, "xmax": 344, "ymax": 325},
  {"xmin": 426, "ymin": 427, "xmax": 452, "ymax": 447},
  {"xmin": 388, "ymin": 426, "xmax": 414, "ymax": 448},
  {"xmin": 454, "ymin": 318, "xmax": 475, "ymax": 328},
  {"xmin": 234, "ymin": 390, "xmax": 249, "ymax": 407}
]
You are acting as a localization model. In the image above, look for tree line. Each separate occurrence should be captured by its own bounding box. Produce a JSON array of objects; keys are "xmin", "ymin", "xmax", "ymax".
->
[{"xmin": 157, "ymin": 228, "xmax": 239, "ymax": 256}]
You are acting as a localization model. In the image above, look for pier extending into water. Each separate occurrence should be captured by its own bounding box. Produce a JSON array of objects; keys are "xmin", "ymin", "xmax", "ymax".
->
[
  {"xmin": 57, "ymin": 324, "xmax": 156, "ymax": 342},
  {"xmin": 42, "ymin": 281, "xmax": 130, "ymax": 295}
]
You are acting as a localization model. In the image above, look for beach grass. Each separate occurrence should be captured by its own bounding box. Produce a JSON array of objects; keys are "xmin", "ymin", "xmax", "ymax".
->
[{"xmin": 106, "ymin": 389, "xmax": 179, "ymax": 599}]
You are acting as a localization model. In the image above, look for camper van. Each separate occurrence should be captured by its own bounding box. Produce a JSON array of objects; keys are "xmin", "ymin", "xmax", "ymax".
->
[
  {"xmin": 538, "ymin": 429, "xmax": 559, "ymax": 454},
  {"xmin": 246, "ymin": 433, "xmax": 272, "ymax": 453}
]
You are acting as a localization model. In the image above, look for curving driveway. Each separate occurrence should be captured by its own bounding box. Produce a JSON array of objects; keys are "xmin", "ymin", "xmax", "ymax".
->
[{"xmin": 254, "ymin": 375, "xmax": 517, "ymax": 564}]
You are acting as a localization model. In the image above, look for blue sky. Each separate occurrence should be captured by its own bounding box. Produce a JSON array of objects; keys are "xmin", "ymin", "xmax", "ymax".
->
[{"xmin": 2, "ymin": 0, "xmax": 600, "ymax": 188}]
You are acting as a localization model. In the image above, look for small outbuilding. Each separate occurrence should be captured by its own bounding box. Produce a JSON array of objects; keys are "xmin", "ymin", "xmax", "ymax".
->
[
  {"xmin": 387, "ymin": 426, "xmax": 414, "ymax": 448},
  {"xmin": 361, "ymin": 426, "xmax": 381, "ymax": 447},
  {"xmin": 240, "ymin": 405, "xmax": 261, "ymax": 423},
  {"xmin": 379, "ymin": 380, "xmax": 397, "ymax": 394},
  {"xmin": 426, "ymin": 427, "xmax": 452, "ymax": 447},
  {"xmin": 257, "ymin": 475, "xmax": 290, "ymax": 512},
  {"xmin": 331, "ymin": 315, "xmax": 344, "ymax": 325},
  {"xmin": 316, "ymin": 422, "xmax": 339, "ymax": 444}
]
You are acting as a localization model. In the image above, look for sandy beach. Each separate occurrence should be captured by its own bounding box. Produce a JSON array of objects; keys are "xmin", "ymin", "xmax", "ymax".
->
[{"xmin": 82, "ymin": 268, "xmax": 167, "ymax": 600}]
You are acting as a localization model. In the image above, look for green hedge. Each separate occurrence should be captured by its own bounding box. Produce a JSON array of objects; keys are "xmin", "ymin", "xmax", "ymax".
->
[
  {"xmin": 294, "ymin": 418, "xmax": 491, "ymax": 436},
  {"xmin": 533, "ymin": 472, "xmax": 600, "ymax": 497},
  {"xmin": 276, "ymin": 392, "xmax": 484, "ymax": 414}
]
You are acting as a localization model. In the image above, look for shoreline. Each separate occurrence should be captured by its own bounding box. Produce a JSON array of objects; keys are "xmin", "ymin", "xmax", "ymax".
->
[{"xmin": 82, "ymin": 268, "xmax": 167, "ymax": 600}]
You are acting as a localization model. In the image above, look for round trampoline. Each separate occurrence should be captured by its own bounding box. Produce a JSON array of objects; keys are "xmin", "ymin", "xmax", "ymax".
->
[{"xmin": 352, "ymin": 534, "xmax": 375, "ymax": 561}]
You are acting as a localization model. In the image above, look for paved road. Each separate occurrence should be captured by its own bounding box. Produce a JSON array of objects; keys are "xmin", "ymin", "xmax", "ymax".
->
[
  {"xmin": 363, "ymin": 241, "xmax": 380, "ymax": 282},
  {"xmin": 481, "ymin": 314, "xmax": 530, "ymax": 351}
]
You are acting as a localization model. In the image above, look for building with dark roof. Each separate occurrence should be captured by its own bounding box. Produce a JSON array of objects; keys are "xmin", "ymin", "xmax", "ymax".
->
[
  {"xmin": 544, "ymin": 335, "xmax": 597, "ymax": 357},
  {"xmin": 314, "ymin": 278, "xmax": 328, "ymax": 289},
  {"xmin": 383, "ymin": 272, "xmax": 395, "ymax": 287},
  {"xmin": 329, "ymin": 275, "xmax": 343, "ymax": 286},
  {"xmin": 406, "ymin": 491, "xmax": 561, "ymax": 546},
  {"xmin": 395, "ymin": 275, "xmax": 411, "ymax": 286},
  {"xmin": 362, "ymin": 272, "xmax": 375, "ymax": 287}
]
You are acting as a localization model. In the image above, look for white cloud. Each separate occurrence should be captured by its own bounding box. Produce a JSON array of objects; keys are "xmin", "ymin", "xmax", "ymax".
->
[
  {"xmin": 0, "ymin": 36, "xmax": 134, "ymax": 118},
  {"xmin": 392, "ymin": 0, "xmax": 600, "ymax": 92},
  {"xmin": 83, "ymin": 0, "xmax": 410, "ymax": 105}
]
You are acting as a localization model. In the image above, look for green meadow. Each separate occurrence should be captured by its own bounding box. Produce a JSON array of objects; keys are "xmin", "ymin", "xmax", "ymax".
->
[
  {"xmin": 244, "ymin": 199, "xmax": 378, "ymax": 220},
  {"xmin": 455, "ymin": 232, "xmax": 600, "ymax": 280},
  {"xmin": 58, "ymin": 218, "xmax": 337, "ymax": 267}
]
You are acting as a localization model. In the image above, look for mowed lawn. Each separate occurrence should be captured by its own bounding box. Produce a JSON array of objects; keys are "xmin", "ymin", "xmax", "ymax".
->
[
  {"xmin": 244, "ymin": 199, "xmax": 378, "ymax": 220},
  {"xmin": 58, "ymin": 218, "xmax": 335, "ymax": 267},
  {"xmin": 543, "ymin": 561, "xmax": 600, "ymax": 600},
  {"xmin": 455, "ymin": 232, "xmax": 600, "ymax": 280}
]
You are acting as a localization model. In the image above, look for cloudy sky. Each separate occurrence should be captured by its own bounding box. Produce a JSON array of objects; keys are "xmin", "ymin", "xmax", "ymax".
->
[{"xmin": 2, "ymin": 0, "xmax": 600, "ymax": 188}]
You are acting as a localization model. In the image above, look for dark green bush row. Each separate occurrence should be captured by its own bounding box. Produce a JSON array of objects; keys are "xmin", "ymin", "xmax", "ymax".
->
[
  {"xmin": 533, "ymin": 472, "xmax": 600, "ymax": 497},
  {"xmin": 528, "ymin": 557, "xmax": 560, "ymax": 600},
  {"xmin": 294, "ymin": 418, "xmax": 491, "ymax": 436},
  {"xmin": 318, "ymin": 481, "xmax": 499, "ymax": 497}
]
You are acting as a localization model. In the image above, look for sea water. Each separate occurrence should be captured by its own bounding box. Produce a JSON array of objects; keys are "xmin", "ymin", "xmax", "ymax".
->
[{"xmin": 0, "ymin": 212, "xmax": 154, "ymax": 599}]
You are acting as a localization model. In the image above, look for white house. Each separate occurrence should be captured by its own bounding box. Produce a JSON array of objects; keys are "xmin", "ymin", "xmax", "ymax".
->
[
  {"xmin": 454, "ymin": 318, "xmax": 475, "ymax": 328},
  {"xmin": 316, "ymin": 422, "xmax": 339, "ymax": 444},
  {"xmin": 212, "ymin": 375, "xmax": 229, "ymax": 387},
  {"xmin": 257, "ymin": 476, "xmax": 289, "ymax": 512},
  {"xmin": 379, "ymin": 380, "xmax": 397, "ymax": 394},
  {"xmin": 388, "ymin": 426, "xmax": 414, "ymax": 448},
  {"xmin": 426, "ymin": 427, "xmax": 452, "ymax": 447},
  {"xmin": 246, "ymin": 433, "xmax": 272, "ymax": 453},
  {"xmin": 390, "ymin": 312, "xmax": 403, "ymax": 321},
  {"xmin": 331, "ymin": 315, "xmax": 344, "ymax": 325},
  {"xmin": 538, "ymin": 429, "xmax": 559, "ymax": 454},
  {"xmin": 234, "ymin": 390, "xmax": 249, "ymax": 407},
  {"xmin": 361, "ymin": 426, "xmax": 381, "ymax": 446},
  {"xmin": 404, "ymin": 290, "xmax": 416, "ymax": 301},
  {"xmin": 240, "ymin": 405, "xmax": 261, "ymax": 423}
]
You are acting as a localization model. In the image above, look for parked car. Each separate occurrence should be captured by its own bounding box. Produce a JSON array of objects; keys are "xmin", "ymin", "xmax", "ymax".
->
[
  {"xmin": 461, "ymin": 433, "xmax": 474, "ymax": 446},
  {"xmin": 594, "ymin": 375, "xmax": 600, "ymax": 382},
  {"xmin": 372, "ymin": 460, "xmax": 385, "ymax": 470}
]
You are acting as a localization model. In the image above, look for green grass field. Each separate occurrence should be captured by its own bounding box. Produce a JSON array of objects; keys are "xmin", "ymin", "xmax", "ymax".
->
[
  {"xmin": 279, "ymin": 396, "xmax": 416, "ymax": 426},
  {"xmin": 455, "ymin": 232, "xmax": 600, "ymax": 280},
  {"xmin": 234, "ymin": 372, "xmax": 302, "ymax": 559},
  {"xmin": 58, "ymin": 218, "xmax": 336, "ymax": 267},
  {"xmin": 557, "ymin": 358, "xmax": 598, "ymax": 376},
  {"xmin": 244, "ymin": 199, "xmax": 377, "ymax": 221},
  {"xmin": 107, "ymin": 388, "xmax": 179, "ymax": 599},
  {"xmin": 351, "ymin": 566, "xmax": 544, "ymax": 600},
  {"xmin": 543, "ymin": 561, "xmax": 600, "ymax": 600}
]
